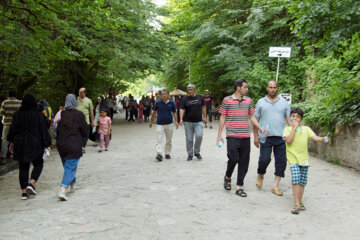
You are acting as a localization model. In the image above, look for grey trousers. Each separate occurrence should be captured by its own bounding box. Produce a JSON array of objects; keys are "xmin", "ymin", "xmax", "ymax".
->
[
  {"xmin": 183, "ymin": 121, "xmax": 203, "ymax": 156},
  {"xmin": 1, "ymin": 125, "xmax": 10, "ymax": 158}
]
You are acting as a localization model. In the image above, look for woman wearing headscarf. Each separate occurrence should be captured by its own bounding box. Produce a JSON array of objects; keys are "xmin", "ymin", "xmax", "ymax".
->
[
  {"xmin": 7, "ymin": 94, "xmax": 51, "ymax": 200},
  {"xmin": 56, "ymin": 94, "xmax": 88, "ymax": 201}
]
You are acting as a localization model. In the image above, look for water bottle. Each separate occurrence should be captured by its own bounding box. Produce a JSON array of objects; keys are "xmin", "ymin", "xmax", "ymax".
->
[
  {"xmin": 42, "ymin": 148, "xmax": 50, "ymax": 160},
  {"xmin": 324, "ymin": 133, "xmax": 329, "ymax": 143},
  {"xmin": 259, "ymin": 123, "xmax": 270, "ymax": 144},
  {"xmin": 217, "ymin": 140, "xmax": 223, "ymax": 148}
]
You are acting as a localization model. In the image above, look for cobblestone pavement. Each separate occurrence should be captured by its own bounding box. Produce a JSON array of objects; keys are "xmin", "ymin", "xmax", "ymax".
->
[{"xmin": 0, "ymin": 114, "xmax": 360, "ymax": 240}]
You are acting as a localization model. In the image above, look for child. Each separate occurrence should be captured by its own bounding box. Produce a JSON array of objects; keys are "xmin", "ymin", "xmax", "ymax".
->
[
  {"xmin": 283, "ymin": 108, "xmax": 329, "ymax": 214},
  {"xmin": 97, "ymin": 108, "xmax": 112, "ymax": 152}
]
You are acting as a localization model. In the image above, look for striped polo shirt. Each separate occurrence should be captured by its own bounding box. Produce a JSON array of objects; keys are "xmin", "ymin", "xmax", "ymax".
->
[
  {"xmin": 219, "ymin": 94, "xmax": 255, "ymax": 138},
  {"xmin": 0, "ymin": 97, "xmax": 22, "ymax": 126}
]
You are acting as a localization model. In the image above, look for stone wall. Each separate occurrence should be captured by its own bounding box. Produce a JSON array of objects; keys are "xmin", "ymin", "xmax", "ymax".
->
[{"xmin": 308, "ymin": 122, "xmax": 360, "ymax": 171}]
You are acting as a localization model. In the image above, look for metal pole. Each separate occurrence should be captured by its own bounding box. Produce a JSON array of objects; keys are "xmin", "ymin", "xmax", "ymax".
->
[{"xmin": 276, "ymin": 57, "xmax": 280, "ymax": 82}]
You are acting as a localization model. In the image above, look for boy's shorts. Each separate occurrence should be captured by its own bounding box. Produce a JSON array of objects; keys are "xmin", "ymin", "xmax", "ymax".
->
[{"xmin": 290, "ymin": 164, "xmax": 309, "ymax": 186}]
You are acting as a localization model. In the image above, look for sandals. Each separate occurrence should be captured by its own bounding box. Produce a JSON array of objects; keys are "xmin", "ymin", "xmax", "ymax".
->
[
  {"xmin": 271, "ymin": 187, "xmax": 283, "ymax": 196},
  {"xmin": 256, "ymin": 175, "xmax": 264, "ymax": 189},
  {"xmin": 291, "ymin": 205, "xmax": 300, "ymax": 214},
  {"xmin": 223, "ymin": 176, "xmax": 231, "ymax": 191},
  {"xmin": 235, "ymin": 189, "xmax": 247, "ymax": 197},
  {"xmin": 299, "ymin": 202, "xmax": 306, "ymax": 211}
]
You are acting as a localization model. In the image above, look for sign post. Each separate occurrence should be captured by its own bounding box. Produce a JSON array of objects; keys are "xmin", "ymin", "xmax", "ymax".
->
[{"xmin": 269, "ymin": 47, "xmax": 292, "ymax": 82}]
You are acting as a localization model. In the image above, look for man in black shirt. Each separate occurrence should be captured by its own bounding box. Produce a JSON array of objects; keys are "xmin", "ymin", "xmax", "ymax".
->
[
  {"xmin": 180, "ymin": 84, "xmax": 207, "ymax": 161},
  {"xmin": 203, "ymin": 90, "xmax": 213, "ymax": 129}
]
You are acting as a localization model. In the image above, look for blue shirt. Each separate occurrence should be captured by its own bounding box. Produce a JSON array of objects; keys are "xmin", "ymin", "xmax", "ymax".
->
[
  {"xmin": 154, "ymin": 100, "xmax": 176, "ymax": 125},
  {"xmin": 254, "ymin": 95, "xmax": 290, "ymax": 137}
]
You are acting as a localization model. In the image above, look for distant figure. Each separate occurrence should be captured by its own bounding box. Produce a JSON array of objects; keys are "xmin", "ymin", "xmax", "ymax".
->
[
  {"xmin": 106, "ymin": 91, "xmax": 116, "ymax": 120},
  {"xmin": 138, "ymin": 100, "xmax": 144, "ymax": 123},
  {"xmin": 41, "ymin": 100, "xmax": 53, "ymax": 128},
  {"xmin": 56, "ymin": 94, "xmax": 88, "ymax": 201},
  {"xmin": 143, "ymin": 96, "xmax": 152, "ymax": 122},
  {"xmin": 77, "ymin": 88, "xmax": 94, "ymax": 152},
  {"xmin": 7, "ymin": 93, "xmax": 51, "ymax": 200},
  {"xmin": 203, "ymin": 90, "xmax": 213, "ymax": 129},
  {"xmin": 0, "ymin": 90, "xmax": 21, "ymax": 163},
  {"xmin": 128, "ymin": 96, "xmax": 138, "ymax": 122}
]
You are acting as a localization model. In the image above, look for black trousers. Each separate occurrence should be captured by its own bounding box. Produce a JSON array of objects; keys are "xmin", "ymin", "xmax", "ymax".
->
[
  {"xmin": 206, "ymin": 108, "xmax": 212, "ymax": 122},
  {"xmin": 82, "ymin": 125, "xmax": 90, "ymax": 146},
  {"xmin": 19, "ymin": 156, "xmax": 44, "ymax": 190},
  {"xmin": 225, "ymin": 137, "xmax": 250, "ymax": 186}
]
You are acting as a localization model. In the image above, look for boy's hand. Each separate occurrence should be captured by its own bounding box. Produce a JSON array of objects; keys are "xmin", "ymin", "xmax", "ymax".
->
[{"xmin": 292, "ymin": 120, "xmax": 299, "ymax": 129}]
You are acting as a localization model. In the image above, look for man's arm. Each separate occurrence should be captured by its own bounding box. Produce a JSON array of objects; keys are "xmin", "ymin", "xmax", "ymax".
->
[
  {"xmin": 90, "ymin": 110, "xmax": 95, "ymax": 127},
  {"xmin": 173, "ymin": 112, "xmax": 179, "ymax": 129},
  {"xmin": 249, "ymin": 114, "xmax": 263, "ymax": 132},
  {"xmin": 149, "ymin": 110, "xmax": 157, "ymax": 128},
  {"xmin": 179, "ymin": 109, "xmax": 185, "ymax": 126},
  {"xmin": 202, "ymin": 105, "xmax": 207, "ymax": 123},
  {"xmin": 217, "ymin": 114, "xmax": 226, "ymax": 144},
  {"xmin": 253, "ymin": 116, "xmax": 260, "ymax": 148}
]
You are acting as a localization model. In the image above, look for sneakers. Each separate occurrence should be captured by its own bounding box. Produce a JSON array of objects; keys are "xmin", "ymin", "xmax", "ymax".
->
[
  {"xmin": 165, "ymin": 155, "xmax": 171, "ymax": 159},
  {"xmin": 58, "ymin": 190, "xmax": 68, "ymax": 201},
  {"xmin": 156, "ymin": 154, "xmax": 163, "ymax": 161},
  {"xmin": 291, "ymin": 205, "xmax": 300, "ymax": 214},
  {"xmin": 21, "ymin": 192, "xmax": 28, "ymax": 200},
  {"xmin": 26, "ymin": 183, "xmax": 37, "ymax": 195},
  {"xmin": 256, "ymin": 175, "xmax": 264, "ymax": 189},
  {"xmin": 195, "ymin": 153, "xmax": 202, "ymax": 160},
  {"xmin": 271, "ymin": 187, "xmax": 283, "ymax": 196},
  {"xmin": 68, "ymin": 184, "xmax": 75, "ymax": 193},
  {"xmin": 187, "ymin": 155, "xmax": 193, "ymax": 161}
]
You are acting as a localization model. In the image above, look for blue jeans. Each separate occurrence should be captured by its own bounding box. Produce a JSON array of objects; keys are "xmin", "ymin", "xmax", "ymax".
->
[
  {"xmin": 61, "ymin": 158, "xmax": 80, "ymax": 188},
  {"xmin": 183, "ymin": 121, "xmax": 203, "ymax": 156},
  {"xmin": 257, "ymin": 136, "xmax": 287, "ymax": 177}
]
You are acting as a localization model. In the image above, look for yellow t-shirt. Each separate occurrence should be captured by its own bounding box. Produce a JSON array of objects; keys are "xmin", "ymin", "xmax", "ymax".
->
[
  {"xmin": 77, "ymin": 97, "xmax": 94, "ymax": 124},
  {"xmin": 283, "ymin": 126, "xmax": 315, "ymax": 166}
]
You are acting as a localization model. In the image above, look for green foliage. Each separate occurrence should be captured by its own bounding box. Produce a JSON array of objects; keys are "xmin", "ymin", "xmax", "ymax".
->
[{"xmin": 327, "ymin": 157, "xmax": 340, "ymax": 165}]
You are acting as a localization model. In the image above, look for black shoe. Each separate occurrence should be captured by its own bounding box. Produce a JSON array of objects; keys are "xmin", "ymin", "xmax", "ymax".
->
[
  {"xmin": 187, "ymin": 155, "xmax": 193, "ymax": 161},
  {"xmin": 165, "ymin": 155, "xmax": 171, "ymax": 159},
  {"xmin": 26, "ymin": 183, "xmax": 37, "ymax": 195},
  {"xmin": 195, "ymin": 153, "xmax": 202, "ymax": 160},
  {"xmin": 21, "ymin": 193, "xmax": 28, "ymax": 200},
  {"xmin": 156, "ymin": 154, "xmax": 163, "ymax": 161}
]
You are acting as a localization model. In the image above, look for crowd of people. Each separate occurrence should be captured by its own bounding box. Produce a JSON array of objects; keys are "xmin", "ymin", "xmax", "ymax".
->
[{"xmin": 0, "ymin": 80, "xmax": 330, "ymax": 214}]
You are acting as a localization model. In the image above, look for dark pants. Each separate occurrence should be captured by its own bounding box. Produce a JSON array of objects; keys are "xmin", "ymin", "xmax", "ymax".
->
[
  {"xmin": 206, "ymin": 108, "xmax": 212, "ymax": 122},
  {"xmin": 225, "ymin": 137, "xmax": 250, "ymax": 186},
  {"xmin": 257, "ymin": 136, "xmax": 287, "ymax": 177},
  {"xmin": 19, "ymin": 156, "xmax": 44, "ymax": 189},
  {"xmin": 109, "ymin": 108, "xmax": 114, "ymax": 120},
  {"xmin": 125, "ymin": 107, "xmax": 129, "ymax": 120}
]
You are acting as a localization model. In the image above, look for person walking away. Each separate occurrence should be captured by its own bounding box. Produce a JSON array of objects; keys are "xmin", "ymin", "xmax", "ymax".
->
[
  {"xmin": 179, "ymin": 84, "xmax": 206, "ymax": 161},
  {"xmin": 0, "ymin": 90, "xmax": 21, "ymax": 164},
  {"xmin": 7, "ymin": 93, "xmax": 51, "ymax": 200},
  {"xmin": 97, "ymin": 108, "xmax": 112, "ymax": 152},
  {"xmin": 77, "ymin": 88, "xmax": 94, "ymax": 152},
  {"xmin": 138, "ymin": 100, "xmax": 144, "ymax": 123},
  {"xmin": 56, "ymin": 94, "xmax": 88, "ymax": 201},
  {"xmin": 253, "ymin": 81, "xmax": 292, "ymax": 196},
  {"xmin": 124, "ymin": 96, "xmax": 130, "ymax": 120},
  {"xmin": 217, "ymin": 79, "xmax": 264, "ymax": 197},
  {"xmin": 283, "ymin": 108, "xmax": 329, "ymax": 214},
  {"xmin": 143, "ymin": 96, "xmax": 152, "ymax": 122},
  {"xmin": 149, "ymin": 89, "xmax": 178, "ymax": 161},
  {"xmin": 128, "ymin": 96, "xmax": 138, "ymax": 122},
  {"xmin": 41, "ymin": 100, "xmax": 53, "ymax": 128},
  {"xmin": 203, "ymin": 90, "xmax": 213, "ymax": 129},
  {"xmin": 106, "ymin": 91, "xmax": 115, "ymax": 120}
]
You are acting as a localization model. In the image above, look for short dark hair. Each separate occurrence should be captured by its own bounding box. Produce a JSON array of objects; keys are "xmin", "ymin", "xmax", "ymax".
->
[
  {"xmin": 290, "ymin": 108, "xmax": 304, "ymax": 119},
  {"xmin": 234, "ymin": 79, "xmax": 247, "ymax": 91},
  {"xmin": 8, "ymin": 90, "xmax": 16, "ymax": 97},
  {"xmin": 161, "ymin": 89, "xmax": 169, "ymax": 94}
]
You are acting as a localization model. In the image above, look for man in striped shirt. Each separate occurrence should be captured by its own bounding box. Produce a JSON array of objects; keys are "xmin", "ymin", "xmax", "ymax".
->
[
  {"xmin": 217, "ymin": 79, "xmax": 263, "ymax": 197},
  {"xmin": 0, "ymin": 90, "xmax": 21, "ymax": 162}
]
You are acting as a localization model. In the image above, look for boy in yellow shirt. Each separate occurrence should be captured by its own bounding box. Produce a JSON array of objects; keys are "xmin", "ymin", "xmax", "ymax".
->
[{"xmin": 283, "ymin": 108, "xmax": 329, "ymax": 214}]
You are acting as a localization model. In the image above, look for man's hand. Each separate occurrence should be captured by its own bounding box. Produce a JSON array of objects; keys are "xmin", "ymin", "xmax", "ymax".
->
[
  {"xmin": 149, "ymin": 122, "xmax": 153, "ymax": 128},
  {"xmin": 9, "ymin": 142, "xmax": 14, "ymax": 154},
  {"xmin": 179, "ymin": 120, "xmax": 183, "ymax": 126},
  {"xmin": 175, "ymin": 123, "xmax": 179, "ymax": 129},
  {"xmin": 203, "ymin": 117, "xmax": 207, "ymax": 124},
  {"xmin": 91, "ymin": 122, "xmax": 95, "ymax": 127},
  {"xmin": 254, "ymin": 135, "xmax": 260, "ymax": 148},
  {"xmin": 217, "ymin": 136, "xmax": 224, "ymax": 145}
]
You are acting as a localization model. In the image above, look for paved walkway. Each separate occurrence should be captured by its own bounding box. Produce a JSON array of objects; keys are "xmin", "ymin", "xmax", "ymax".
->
[{"xmin": 0, "ymin": 113, "xmax": 360, "ymax": 239}]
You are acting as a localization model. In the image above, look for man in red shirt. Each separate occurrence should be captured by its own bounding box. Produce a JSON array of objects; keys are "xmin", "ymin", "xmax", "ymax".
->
[{"xmin": 217, "ymin": 79, "xmax": 263, "ymax": 197}]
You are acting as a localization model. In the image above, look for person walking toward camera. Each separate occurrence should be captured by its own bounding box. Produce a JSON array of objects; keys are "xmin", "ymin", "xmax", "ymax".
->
[
  {"xmin": 203, "ymin": 90, "xmax": 213, "ymax": 129},
  {"xmin": 217, "ymin": 79, "xmax": 263, "ymax": 197},
  {"xmin": 97, "ymin": 108, "xmax": 112, "ymax": 152},
  {"xmin": 149, "ymin": 89, "xmax": 178, "ymax": 161},
  {"xmin": 7, "ymin": 93, "xmax": 51, "ymax": 200},
  {"xmin": 179, "ymin": 84, "xmax": 206, "ymax": 161},
  {"xmin": 253, "ymin": 81, "xmax": 292, "ymax": 196},
  {"xmin": 56, "ymin": 94, "xmax": 88, "ymax": 201},
  {"xmin": 283, "ymin": 108, "xmax": 330, "ymax": 214}
]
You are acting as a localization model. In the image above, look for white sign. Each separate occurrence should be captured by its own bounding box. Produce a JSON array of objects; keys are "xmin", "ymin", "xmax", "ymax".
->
[
  {"xmin": 269, "ymin": 47, "xmax": 292, "ymax": 58},
  {"xmin": 279, "ymin": 93, "xmax": 291, "ymax": 105}
]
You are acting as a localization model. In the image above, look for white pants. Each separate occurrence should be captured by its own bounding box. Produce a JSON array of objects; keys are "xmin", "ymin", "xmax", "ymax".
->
[{"xmin": 156, "ymin": 123, "xmax": 173, "ymax": 156}]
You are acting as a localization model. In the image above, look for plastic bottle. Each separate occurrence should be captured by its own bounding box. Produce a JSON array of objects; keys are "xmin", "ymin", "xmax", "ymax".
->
[
  {"xmin": 259, "ymin": 123, "xmax": 270, "ymax": 144},
  {"xmin": 324, "ymin": 133, "xmax": 329, "ymax": 143},
  {"xmin": 217, "ymin": 140, "xmax": 223, "ymax": 148},
  {"xmin": 42, "ymin": 148, "xmax": 50, "ymax": 160}
]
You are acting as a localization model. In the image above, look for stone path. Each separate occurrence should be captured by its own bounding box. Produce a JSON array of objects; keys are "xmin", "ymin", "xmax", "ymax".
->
[{"xmin": 0, "ymin": 113, "xmax": 360, "ymax": 239}]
